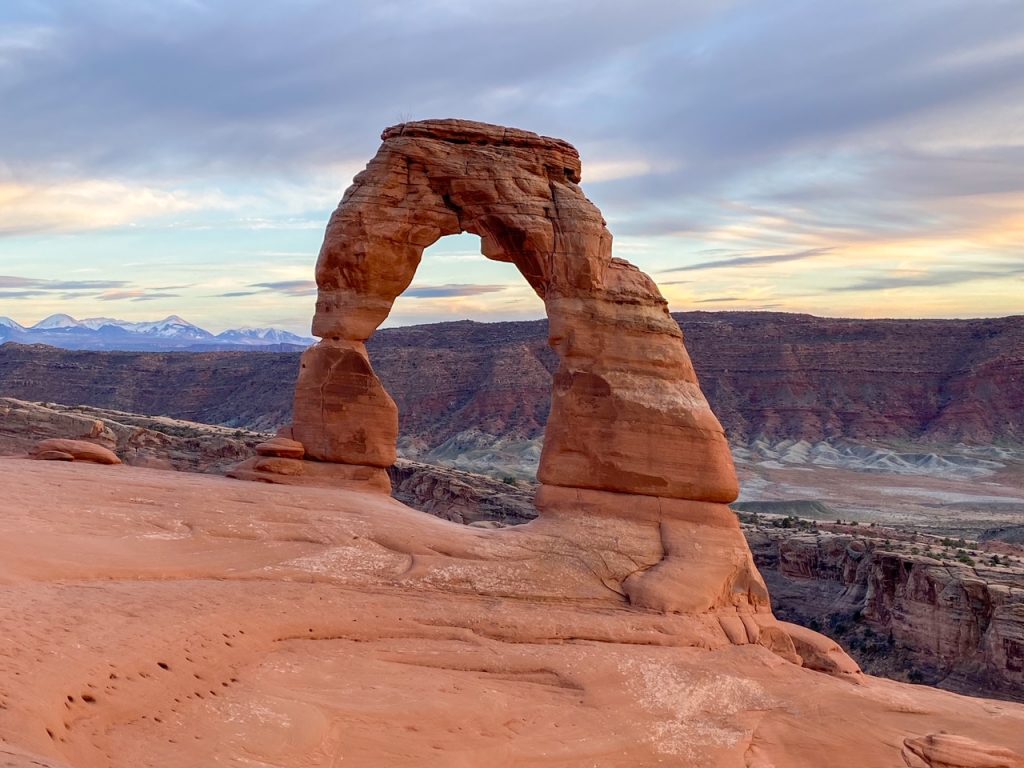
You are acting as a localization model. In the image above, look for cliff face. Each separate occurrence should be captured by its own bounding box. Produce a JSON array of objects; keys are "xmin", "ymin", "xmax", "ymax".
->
[
  {"xmin": 748, "ymin": 527, "xmax": 1024, "ymax": 701},
  {"xmin": 388, "ymin": 459, "xmax": 537, "ymax": 526},
  {"xmin": 2, "ymin": 312, "xmax": 1022, "ymax": 450},
  {"xmin": 0, "ymin": 346, "xmax": 299, "ymax": 431},
  {"xmin": 681, "ymin": 312, "xmax": 1024, "ymax": 444}
]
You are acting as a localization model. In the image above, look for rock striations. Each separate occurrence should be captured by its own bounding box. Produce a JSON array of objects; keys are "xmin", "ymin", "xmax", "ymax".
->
[
  {"xmin": 290, "ymin": 118, "xmax": 737, "ymax": 503},
  {"xmin": 238, "ymin": 118, "xmax": 761, "ymax": 620}
]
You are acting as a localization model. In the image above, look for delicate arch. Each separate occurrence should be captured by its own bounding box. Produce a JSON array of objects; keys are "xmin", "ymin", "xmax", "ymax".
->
[{"xmin": 292, "ymin": 119, "xmax": 738, "ymax": 503}]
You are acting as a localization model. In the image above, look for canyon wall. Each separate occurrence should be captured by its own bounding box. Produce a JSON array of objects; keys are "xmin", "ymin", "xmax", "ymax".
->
[
  {"xmin": 1, "ymin": 311, "xmax": 1021, "ymax": 450},
  {"xmin": 748, "ymin": 526, "xmax": 1024, "ymax": 701}
]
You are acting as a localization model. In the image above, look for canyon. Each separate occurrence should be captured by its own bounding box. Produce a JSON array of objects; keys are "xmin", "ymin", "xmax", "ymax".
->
[{"xmin": 747, "ymin": 520, "xmax": 1024, "ymax": 703}]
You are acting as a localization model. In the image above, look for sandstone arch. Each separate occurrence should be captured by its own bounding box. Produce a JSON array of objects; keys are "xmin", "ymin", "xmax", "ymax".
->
[{"xmin": 291, "ymin": 119, "xmax": 738, "ymax": 503}]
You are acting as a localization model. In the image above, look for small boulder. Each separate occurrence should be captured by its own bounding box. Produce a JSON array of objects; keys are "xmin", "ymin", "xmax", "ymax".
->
[
  {"xmin": 29, "ymin": 439, "xmax": 121, "ymax": 465},
  {"xmin": 255, "ymin": 437, "xmax": 305, "ymax": 459},
  {"xmin": 902, "ymin": 734, "xmax": 1024, "ymax": 768},
  {"xmin": 33, "ymin": 450, "xmax": 75, "ymax": 462},
  {"xmin": 779, "ymin": 620, "xmax": 862, "ymax": 679}
]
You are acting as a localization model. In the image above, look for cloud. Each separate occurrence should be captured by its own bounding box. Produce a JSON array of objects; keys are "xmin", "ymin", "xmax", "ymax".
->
[
  {"xmin": 403, "ymin": 284, "xmax": 507, "ymax": 299},
  {"xmin": 661, "ymin": 248, "xmax": 832, "ymax": 273},
  {"xmin": 233, "ymin": 280, "xmax": 508, "ymax": 300},
  {"xmin": 0, "ymin": 274, "xmax": 186, "ymax": 305},
  {"xmin": 0, "ymin": 180, "xmax": 217, "ymax": 236},
  {"xmin": 0, "ymin": 0, "xmax": 727, "ymax": 178},
  {"xmin": 0, "ymin": 276, "xmax": 129, "ymax": 290},
  {"xmin": 247, "ymin": 280, "xmax": 317, "ymax": 296},
  {"xmin": 131, "ymin": 292, "xmax": 181, "ymax": 301},
  {"xmin": 97, "ymin": 289, "xmax": 182, "ymax": 301},
  {"xmin": 832, "ymin": 263, "xmax": 1024, "ymax": 293},
  {"xmin": 0, "ymin": 290, "xmax": 50, "ymax": 299}
]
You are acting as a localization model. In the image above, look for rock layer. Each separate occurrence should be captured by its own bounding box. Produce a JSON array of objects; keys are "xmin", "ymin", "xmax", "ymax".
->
[
  {"xmin": 748, "ymin": 527, "xmax": 1024, "ymax": 701},
  {"xmin": 291, "ymin": 119, "xmax": 736, "ymax": 503}
]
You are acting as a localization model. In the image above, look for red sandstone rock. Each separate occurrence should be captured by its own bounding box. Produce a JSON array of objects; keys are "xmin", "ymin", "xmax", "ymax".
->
[
  {"xmin": 32, "ymin": 450, "xmax": 74, "ymax": 462},
  {"xmin": 227, "ymin": 455, "xmax": 391, "ymax": 494},
  {"xmin": 29, "ymin": 438, "xmax": 121, "ymax": 465},
  {"xmin": 255, "ymin": 436, "xmax": 305, "ymax": 459},
  {"xmin": 902, "ymin": 734, "xmax": 1024, "ymax": 768},
  {"xmin": 781, "ymin": 621, "xmax": 863, "ymax": 679},
  {"xmin": 292, "ymin": 119, "xmax": 735, "ymax": 502},
  {"xmin": 292, "ymin": 341, "xmax": 397, "ymax": 466},
  {"xmin": 2, "ymin": 458, "xmax": 1023, "ymax": 767}
]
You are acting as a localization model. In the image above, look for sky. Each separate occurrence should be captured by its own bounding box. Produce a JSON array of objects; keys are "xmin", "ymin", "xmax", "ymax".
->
[{"xmin": 1, "ymin": 0, "xmax": 1022, "ymax": 334}]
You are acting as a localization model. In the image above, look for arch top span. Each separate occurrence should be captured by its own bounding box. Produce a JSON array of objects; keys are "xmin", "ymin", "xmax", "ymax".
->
[
  {"xmin": 294, "ymin": 118, "xmax": 739, "ymax": 504},
  {"xmin": 312, "ymin": 118, "xmax": 610, "ymax": 342},
  {"xmin": 380, "ymin": 119, "xmax": 583, "ymax": 183}
]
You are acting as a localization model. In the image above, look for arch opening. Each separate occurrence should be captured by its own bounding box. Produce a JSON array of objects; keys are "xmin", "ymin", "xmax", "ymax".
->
[{"xmin": 383, "ymin": 232, "xmax": 545, "ymax": 329}]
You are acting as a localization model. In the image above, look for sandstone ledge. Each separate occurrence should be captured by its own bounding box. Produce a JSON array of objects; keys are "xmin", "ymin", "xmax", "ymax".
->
[{"xmin": 1, "ymin": 458, "xmax": 1022, "ymax": 767}]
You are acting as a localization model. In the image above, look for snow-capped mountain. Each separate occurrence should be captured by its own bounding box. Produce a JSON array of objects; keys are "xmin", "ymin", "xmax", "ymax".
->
[
  {"xmin": 0, "ymin": 314, "xmax": 313, "ymax": 351},
  {"xmin": 214, "ymin": 327, "xmax": 311, "ymax": 346},
  {"xmin": 75, "ymin": 315, "xmax": 212, "ymax": 339},
  {"xmin": 77, "ymin": 317, "xmax": 123, "ymax": 330},
  {"xmin": 32, "ymin": 313, "xmax": 81, "ymax": 330}
]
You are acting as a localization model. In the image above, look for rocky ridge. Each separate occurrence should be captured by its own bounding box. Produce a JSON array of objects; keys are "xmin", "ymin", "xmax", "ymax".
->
[
  {"xmin": 1, "ymin": 310, "xmax": 1021, "ymax": 476},
  {"xmin": 0, "ymin": 397, "xmax": 535, "ymax": 523},
  {"xmin": 0, "ymin": 397, "xmax": 260, "ymax": 473}
]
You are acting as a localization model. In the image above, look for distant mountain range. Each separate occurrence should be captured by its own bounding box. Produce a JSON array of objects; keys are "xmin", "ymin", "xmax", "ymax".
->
[{"xmin": 0, "ymin": 314, "xmax": 314, "ymax": 351}]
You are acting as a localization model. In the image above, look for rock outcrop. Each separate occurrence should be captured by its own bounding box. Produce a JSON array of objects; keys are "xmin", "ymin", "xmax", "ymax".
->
[
  {"xmin": 388, "ymin": 459, "xmax": 537, "ymax": 525},
  {"xmin": 0, "ymin": 398, "xmax": 261, "ymax": 473},
  {"xmin": 902, "ymin": 734, "xmax": 1024, "ymax": 768},
  {"xmin": 254, "ymin": 436, "xmax": 305, "ymax": 459},
  {"xmin": 29, "ymin": 438, "xmax": 121, "ymax": 465}
]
